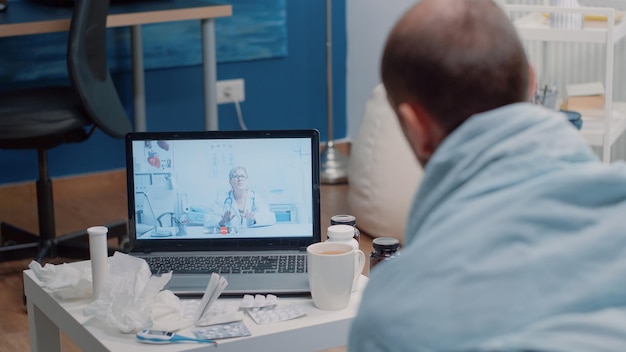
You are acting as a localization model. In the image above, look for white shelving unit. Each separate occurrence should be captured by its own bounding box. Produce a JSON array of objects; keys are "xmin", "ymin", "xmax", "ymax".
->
[{"xmin": 504, "ymin": 2, "xmax": 626, "ymax": 162}]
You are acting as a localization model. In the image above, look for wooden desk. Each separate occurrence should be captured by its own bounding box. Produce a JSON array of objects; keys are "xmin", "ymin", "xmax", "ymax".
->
[{"xmin": 0, "ymin": 0, "xmax": 232, "ymax": 131}]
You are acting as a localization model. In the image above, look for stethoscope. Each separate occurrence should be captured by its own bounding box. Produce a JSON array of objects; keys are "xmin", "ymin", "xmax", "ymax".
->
[{"xmin": 223, "ymin": 190, "xmax": 257, "ymax": 224}]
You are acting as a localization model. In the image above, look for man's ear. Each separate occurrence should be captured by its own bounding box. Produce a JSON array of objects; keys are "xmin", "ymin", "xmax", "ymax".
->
[
  {"xmin": 397, "ymin": 102, "xmax": 438, "ymax": 164},
  {"xmin": 528, "ymin": 64, "xmax": 536, "ymax": 101}
]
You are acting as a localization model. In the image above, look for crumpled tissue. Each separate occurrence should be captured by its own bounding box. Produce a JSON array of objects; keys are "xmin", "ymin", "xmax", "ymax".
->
[
  {"xmin": 151, "ymin": 290, "xmax": 195, "ymax": 332},
  {"xmin": 83, "ymin": 251, "xmax": 193, "ymax": 333},
  {"xmin": 29, "ymin": 252, "xmax": 195, "ymax": 333},
  {"xmin": 29, "ymin": 260, "xmax": 93, "ymax": 300}
]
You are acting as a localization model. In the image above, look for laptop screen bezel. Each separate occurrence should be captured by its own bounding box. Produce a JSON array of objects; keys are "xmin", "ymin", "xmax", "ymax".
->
[{"xmin": 125, "ymin": 129, "xmax": 321, "ymax": 253}]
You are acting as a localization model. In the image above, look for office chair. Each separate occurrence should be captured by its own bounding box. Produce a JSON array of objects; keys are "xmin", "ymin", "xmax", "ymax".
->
[{"xmin": 0, "ymin": 0, "xmax": 133, "ymax": 263}]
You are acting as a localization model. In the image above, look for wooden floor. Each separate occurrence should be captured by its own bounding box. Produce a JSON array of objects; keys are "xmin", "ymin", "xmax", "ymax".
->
[{"xmin": 0, "ymin": 144, "xmax": 368, "ymax": 352}]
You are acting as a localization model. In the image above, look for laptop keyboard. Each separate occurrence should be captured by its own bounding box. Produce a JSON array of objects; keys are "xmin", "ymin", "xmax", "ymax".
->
[{"xmin": 141, "ymin": 254, "xmax": 307, "ymax": 274}]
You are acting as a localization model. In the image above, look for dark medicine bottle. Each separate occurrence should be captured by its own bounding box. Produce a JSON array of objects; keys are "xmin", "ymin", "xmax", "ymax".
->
[
  {"xmin": 330, "ymin": 214, "xmax": 360, "ymax": 242},
  {"xmin": 370, "ymin": 237, "xmax": 400, "ymax": 271}
]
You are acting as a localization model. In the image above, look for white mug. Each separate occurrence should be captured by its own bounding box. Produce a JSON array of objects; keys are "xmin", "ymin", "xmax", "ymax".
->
[{"xmin": 307, "ymin": 242, "xmax": 365, "ymax": 310}]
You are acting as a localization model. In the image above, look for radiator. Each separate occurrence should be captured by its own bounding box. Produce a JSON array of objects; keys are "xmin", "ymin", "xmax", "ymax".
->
[{"xmin": 507, "ymin": 0, "xmax": 626, "ymax": 160}]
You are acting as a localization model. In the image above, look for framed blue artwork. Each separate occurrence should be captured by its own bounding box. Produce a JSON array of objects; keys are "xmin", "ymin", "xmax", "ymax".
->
[{"xmin": 0, "ymin": 0, "xmax": 287, "ymax": 83}]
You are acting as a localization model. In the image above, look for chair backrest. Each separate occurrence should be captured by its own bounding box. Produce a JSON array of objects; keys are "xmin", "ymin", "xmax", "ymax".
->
[{"xmin": 67, "ymin": 0, "xmax": 133, "ymax": 139}]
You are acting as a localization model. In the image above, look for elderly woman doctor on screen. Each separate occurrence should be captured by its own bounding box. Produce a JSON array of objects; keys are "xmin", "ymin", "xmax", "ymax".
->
[{"xmin": 205, "ymin": 166, "xmax": 276, "ymax": 229}]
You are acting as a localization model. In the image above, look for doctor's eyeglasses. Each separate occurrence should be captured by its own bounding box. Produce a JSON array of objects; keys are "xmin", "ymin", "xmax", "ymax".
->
[{"xmin": 230, "ymin": 174, "xmax": 248, "ymax": 180}]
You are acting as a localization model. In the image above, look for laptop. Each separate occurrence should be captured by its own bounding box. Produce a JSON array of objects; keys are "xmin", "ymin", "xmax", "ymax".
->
[{"xmin": 125, "ymin": 129, "xmax": 321, "ymax": 295}]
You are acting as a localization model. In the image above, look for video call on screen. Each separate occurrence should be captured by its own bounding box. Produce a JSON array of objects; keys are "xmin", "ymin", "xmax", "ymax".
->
[{"xmin": 131, "ymin": 138, "xmax": 314, "ymax": 239}]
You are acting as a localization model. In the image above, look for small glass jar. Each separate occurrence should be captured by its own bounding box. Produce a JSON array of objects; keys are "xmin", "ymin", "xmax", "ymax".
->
[
  {"xmin": 330, "ymin": 214, "xmax": 360, "ymax": 242},
  {"xmin": 370, "ymin": 237, "xmax": 400, "ymax": 271}
]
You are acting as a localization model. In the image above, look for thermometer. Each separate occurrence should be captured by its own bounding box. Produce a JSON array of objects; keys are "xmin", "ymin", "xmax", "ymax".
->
[{"xmin": 136, "ymin": 329, "xmax": 217, "ymax": 346}]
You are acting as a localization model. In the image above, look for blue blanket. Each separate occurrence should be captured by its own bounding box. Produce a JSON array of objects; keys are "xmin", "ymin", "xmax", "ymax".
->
[{"xmin": 349, "ymin": 103, "xmax": 626, "ymax": 351}]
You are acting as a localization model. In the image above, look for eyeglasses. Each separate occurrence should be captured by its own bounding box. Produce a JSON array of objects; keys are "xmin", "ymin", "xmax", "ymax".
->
[{"xmin": 230, "ymin": 174, "xmax": 247, "ymax": 180}]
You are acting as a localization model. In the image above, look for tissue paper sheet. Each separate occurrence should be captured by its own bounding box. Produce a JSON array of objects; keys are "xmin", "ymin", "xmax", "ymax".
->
[
  {"xmin": 83, "ymin": 252, "xmax": 173, "ymax": 333},
  {"xmin": 29, "ymin": 261, "xmax": 93, "ymax": 300},
  {"xmin": 30, "ymin": 253, "xmax": 231, "ymax": 333}
]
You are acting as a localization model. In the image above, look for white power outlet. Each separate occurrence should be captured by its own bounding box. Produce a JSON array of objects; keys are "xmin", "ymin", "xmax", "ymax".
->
[{"xmin": 217, "ymin": 79, "xmax": 245, "ymax": 104}]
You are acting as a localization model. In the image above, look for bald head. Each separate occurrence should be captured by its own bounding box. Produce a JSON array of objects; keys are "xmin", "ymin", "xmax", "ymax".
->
[{"xmin": 382, "ymin": 0, "xmax": 529, "ymax": 133}]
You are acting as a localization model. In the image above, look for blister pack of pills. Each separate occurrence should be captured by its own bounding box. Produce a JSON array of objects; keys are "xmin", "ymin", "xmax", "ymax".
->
[
  {"xmin": 181, "ymin": 299, "xmax": 201, "ymax": 319},
  {"xmin": 240, "ymin": 294, "xmax": 278, "ymax": 308},
  {"xmin": 182, "ymin": 300, "xmax": 241, "ymax": 319},
  {"xmin": 193, "ymin": 321, "xmax": 251, "ymax": 340},
  {"xmin": 183, "ymin": 293, "xmax": 306, "ymax": 327},
  {"xmin": 182, "ymin": 299, "xmax": 243, "ymax": 326},
  {"xmin": 246, "ymin": 302, "xmax": 307, "ymax": 325}
]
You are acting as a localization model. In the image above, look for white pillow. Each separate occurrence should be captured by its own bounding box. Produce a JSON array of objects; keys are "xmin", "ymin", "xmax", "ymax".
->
[{"xmin": 347, "ymin": 84, "xmax": 423, "ymax": 242}]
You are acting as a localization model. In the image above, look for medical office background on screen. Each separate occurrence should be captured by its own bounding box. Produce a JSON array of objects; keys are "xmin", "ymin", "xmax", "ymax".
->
[{"xmin": 131, "ymin": 137, "xmax": 314, "ymax": 239}]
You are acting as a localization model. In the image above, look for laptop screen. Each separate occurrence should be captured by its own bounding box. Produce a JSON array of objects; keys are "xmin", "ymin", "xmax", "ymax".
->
[{"xmin": 125, "ymin": 130, "xmax": 321, "ymax": 252}]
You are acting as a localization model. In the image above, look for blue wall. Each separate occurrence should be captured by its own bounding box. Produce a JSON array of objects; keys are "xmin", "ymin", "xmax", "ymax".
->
[{"xmin": 0, "ymin": 0, "xmax": 346, "ymax": 184}]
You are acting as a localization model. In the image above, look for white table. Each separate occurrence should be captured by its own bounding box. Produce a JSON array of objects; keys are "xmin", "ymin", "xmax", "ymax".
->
[{"xmin": 24, "ymin": 260, "xmax": 367, "ymax": 352}]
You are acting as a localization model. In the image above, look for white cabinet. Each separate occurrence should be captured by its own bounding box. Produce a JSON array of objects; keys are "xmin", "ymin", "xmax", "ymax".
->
[{"xmin": 503, "ymin": 1, "xmax": 626, "ymax": 162}]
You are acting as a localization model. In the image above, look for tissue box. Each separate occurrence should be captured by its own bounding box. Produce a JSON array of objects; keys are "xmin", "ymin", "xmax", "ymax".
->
[{"xmin": 565, "ymin": 82, "xmax": 605, "ymax": 112}]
